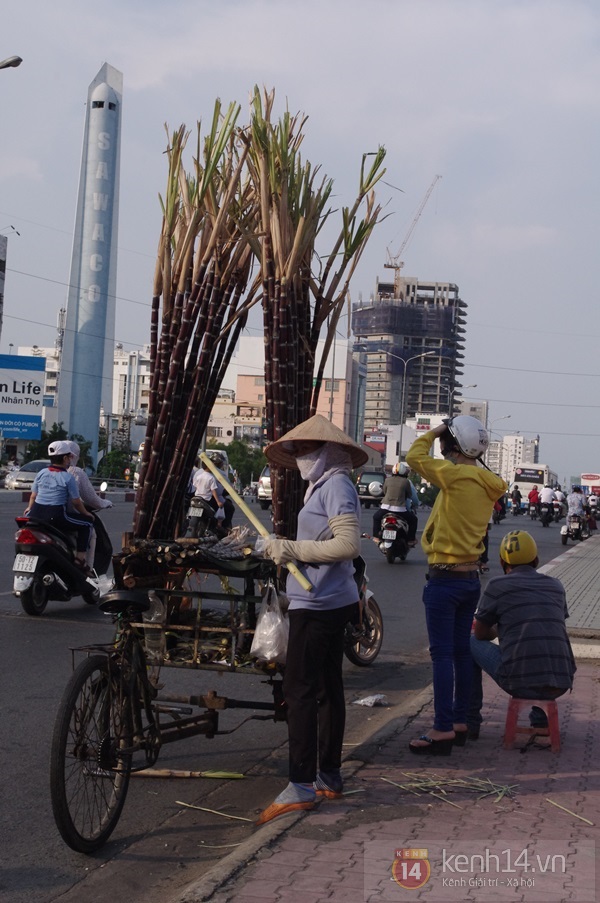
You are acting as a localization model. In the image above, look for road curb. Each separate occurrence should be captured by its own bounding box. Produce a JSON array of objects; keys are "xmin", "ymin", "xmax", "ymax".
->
[{"xmin": 172, "ymin": 683, "xmax": 434, "ymax": 903}]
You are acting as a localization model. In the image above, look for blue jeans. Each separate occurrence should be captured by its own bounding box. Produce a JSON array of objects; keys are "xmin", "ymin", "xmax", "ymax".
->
[
  {"xmin": 423, "ymin": 576, "xmax": 481, "ymax": 731},
  {"xmin": 469, "ymin": 637, "xmax": 567, "ymax": 726}
]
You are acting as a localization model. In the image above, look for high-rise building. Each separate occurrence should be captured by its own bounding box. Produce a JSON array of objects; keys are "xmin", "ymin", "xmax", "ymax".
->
[
  {"xmin": 351, "ymin": 276, "xmax": 466, "ymax": 432},
  {"xmin": 58, "ymin": 63, "xmax": 123, "ymax": 463},
  {"xmin": 487, "ymin": 434, "xmax": 540, "ymax": 484}
]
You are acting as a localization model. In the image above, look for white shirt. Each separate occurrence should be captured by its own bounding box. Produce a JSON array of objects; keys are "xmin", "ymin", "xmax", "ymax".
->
[
  {"xmin": 540, "ymin": 487, "xmax": 556, "ymax": 504},
  {"xmin": 192, "ymin": 469, "xmax": 218, "ymax": 501}
]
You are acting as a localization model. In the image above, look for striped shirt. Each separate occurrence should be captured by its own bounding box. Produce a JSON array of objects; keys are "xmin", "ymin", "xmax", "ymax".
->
[{"xmin": 475, "ymin": 566, "xmax": 576, "ymax": 693}]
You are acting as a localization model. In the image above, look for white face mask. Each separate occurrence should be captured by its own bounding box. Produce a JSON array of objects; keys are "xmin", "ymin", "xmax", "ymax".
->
[{"xmin": 296, "ymin": 448, "xmax": 326, "ymax": 483}]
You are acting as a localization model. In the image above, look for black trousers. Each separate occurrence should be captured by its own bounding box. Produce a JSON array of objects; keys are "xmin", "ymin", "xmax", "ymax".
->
[
  {"xmin": 372, "ymin": 507, "xmax": 418, "ymax": 541},
  {"xmin": 283, "ymin": 603, "xmax": 358, "ymax": 784},
  {"xmin": 29, "ymin": 502, "xmax": 92, "ymax": 553}
]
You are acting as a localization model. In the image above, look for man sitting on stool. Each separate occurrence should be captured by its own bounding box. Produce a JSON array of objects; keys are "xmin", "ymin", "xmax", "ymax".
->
[{"xmin": 468, "ymin": 530, "xmax": 575, "ymax": 738}]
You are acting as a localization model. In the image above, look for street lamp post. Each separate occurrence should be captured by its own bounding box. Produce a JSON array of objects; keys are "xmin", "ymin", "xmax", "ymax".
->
[
  {"xmin": 0, "ymin": 56, "xmax": 23, "ymax": 70},
  {"xmin": 485, "ymin": 415, "xmax": 511, "ymax": 474},
  {"xmin": 386, "ymin": 350, "xmax": 437, "ymax": 460},
  {"xmin": 449, "ymin": 383, "xmax": 477, "ymax": 413}
]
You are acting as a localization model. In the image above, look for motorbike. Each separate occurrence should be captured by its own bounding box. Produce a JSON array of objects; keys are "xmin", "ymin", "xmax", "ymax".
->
[
  {"xmin": 492, "ymin": 505, "xmax": 505, "ymax": 526},
  {"xmin": 529, "ymin": 502, "xmax": 538, "ymax": 520},
  {"xmin": 539, "ymin": 502, "xmax": 553, "ymax": 527},
  {"xmin": 511, "ymin": 499, "xmax": 522, "ymax": 516},
  {"xmin": 185, "ymin": 496, "xmax": 231, "ymax": 538},
  {"xmin": 553, "ymin": 500, "xmax": 563, "ymax": 523},
  {"xmin": 377, "ymin": 511, "xmax": 410, "ymax": 564},
  {"xmin": 13, "ymin": 493, "xmax": 112, "ymax": 616},
  {"xmin": 560, "ymin": 514, "xmax": 590, "ymax": 545},
  {"xmin": 344, "ymin": 556, "xmax": 383, "ymax": 666}
]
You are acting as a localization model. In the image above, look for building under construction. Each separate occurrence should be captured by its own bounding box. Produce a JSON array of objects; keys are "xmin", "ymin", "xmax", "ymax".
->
[{"xmin": 352, "ymin": 275, "xmax": 466, "ymax": 433}]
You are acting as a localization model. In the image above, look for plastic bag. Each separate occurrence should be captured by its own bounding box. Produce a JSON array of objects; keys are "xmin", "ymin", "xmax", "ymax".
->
[
  {"xmin": 215, "ymin": 506, "xmax": 226, "ymax": 521},
  {"xmin": 253, "ymin": 533, "xmax": 276, "ymax": 556},
  {"xmin": 250, "ymin": 582, "xmax": 289, "ymax": 664}
]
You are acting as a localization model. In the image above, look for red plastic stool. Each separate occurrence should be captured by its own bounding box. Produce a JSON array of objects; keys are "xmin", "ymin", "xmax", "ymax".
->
[{"xmin": 503, "ymin": 698, "xmax": 560, "ymax": 752}]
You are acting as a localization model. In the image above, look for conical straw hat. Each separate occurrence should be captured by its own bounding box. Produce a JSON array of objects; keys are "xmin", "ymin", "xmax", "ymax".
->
[{"xmin": 265, "ymin": 414, "xmax": 369, "ymax": 470}]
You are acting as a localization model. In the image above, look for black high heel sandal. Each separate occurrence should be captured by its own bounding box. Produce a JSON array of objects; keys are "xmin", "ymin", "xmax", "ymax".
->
[
  {"xmin": 452, "ymin": 730, "xmax": 468, "ymax": 747},
  {"xmin": 409, "ymin": 735, "xmax": 453, "ymax": 756}
]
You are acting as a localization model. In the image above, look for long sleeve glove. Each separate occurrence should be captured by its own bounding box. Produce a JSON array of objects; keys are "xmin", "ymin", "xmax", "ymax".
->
[{"xmin": 263, "ymin": 514, "xmax": 360, "ymax": 566}]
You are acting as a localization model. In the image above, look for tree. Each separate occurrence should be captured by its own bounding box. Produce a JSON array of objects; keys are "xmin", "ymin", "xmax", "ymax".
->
[
  {"xmin": 97, "ymin": 433, "xmax": 133, "ymax": 480},
  {"xmin": 207, "ymin": 439, "xmax": 266, "ymax": 487},
  {"xmin": 25, "ymin": 423, "xmax": 68, "ymax": 462}
]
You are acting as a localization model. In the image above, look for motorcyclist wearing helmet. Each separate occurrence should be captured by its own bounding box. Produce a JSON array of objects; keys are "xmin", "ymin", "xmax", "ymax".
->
[
  {"xmin": 527, "ymin": 485, "xmax": 540, "ymax": 516},
  {"xmin": 468, "ymin": 530, "xmax": 575, "ymax": 738},
  {"xmin": 208, "ymin": 451, "xmax": 235, "ymax": 529},
  {"xmin": 510, "ymin": 485, "xmax": 522, "ymax": 515},
  {"xmin": 65, "ymin": 441, "xmax": 113, "ymax": 569},
  {"xmin": 372, "ymin": 461, "xmax": 418, "ymax": 544},
  {"xmin": 405, "ymin": 416, "xmax": 507, "ymax": 754},
  {"xmin": 539, "ymin": 484, "xmax": 556, "ymax": 505},
  {"xmin": 566, "ymin": 485, "xmax": 587, "ymax": 518},
  {"xmin": 24, "ymin": 440, "xmax": 94, "ymax": 571}
]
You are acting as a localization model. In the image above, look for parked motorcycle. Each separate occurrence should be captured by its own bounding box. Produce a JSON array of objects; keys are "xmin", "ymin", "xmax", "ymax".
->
[
  {"xmin": 560, "ymin": 514, "xmax": 590, "ymax": 545},
  {"xmin": 344, "ymin": 556, "xmax": 383, "ymax": 666},
  {"xmin": 539, "ymin": 502, "xmax": 553, "ymax": 528},
  {"xmin": 377, "ymin": 511, "xmax": 410, "ymax": 564},
  {"xmin": 13, "ymin": 497, "xmax": 112, "ymax": 616},
  {"xmin": 529, "ymin": 503, "xmax": 538, "ymax": 520}
]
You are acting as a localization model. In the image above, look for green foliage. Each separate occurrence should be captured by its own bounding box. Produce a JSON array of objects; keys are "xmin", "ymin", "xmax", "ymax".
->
[
  {"xmin": 97, "ymin": 448, "xmax": 133, "ymax": 480},
  {"xmin": 24, "ymin": 423, "xmax": 68, "ymax": 462},
  {"xmin": 24, "ymin": 424, "xmax": 95, "ymax": 470},
  {"xmin": 206, "ymin": 439, "xmax": 266, "ymax": 487}
]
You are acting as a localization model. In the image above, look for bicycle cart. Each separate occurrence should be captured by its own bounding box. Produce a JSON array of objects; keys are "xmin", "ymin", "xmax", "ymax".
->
[{"xmin": 50, "ymin": 540, "xmax": 382, "ymax": 853}]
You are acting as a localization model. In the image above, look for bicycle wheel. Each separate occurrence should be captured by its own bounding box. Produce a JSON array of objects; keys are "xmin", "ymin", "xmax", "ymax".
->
[
  {"xmin": 50, "ymin": 654, "xmax": 132, "ymax": 853},
  {"xmin": 345, "ymin": 595, "xmax": 384, "ymax": 667}
]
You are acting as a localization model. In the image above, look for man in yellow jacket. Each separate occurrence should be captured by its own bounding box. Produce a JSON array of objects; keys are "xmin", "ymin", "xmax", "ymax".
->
[{"xmin": 406, "ymin": 416, "xmax": 506, "ymax": 755}]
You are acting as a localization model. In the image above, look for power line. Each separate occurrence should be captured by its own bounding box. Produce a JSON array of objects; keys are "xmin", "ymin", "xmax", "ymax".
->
[
  {"xmin": 471, "ymin": 396, "xmax": 600, "ymax": 409},
  {"xmin": 468, "ymin": 362, "xmax": 599, "ymax": 378},
  {"xmin": 7, "ymin": 267, "xmax": 151, "ymax": 309}
]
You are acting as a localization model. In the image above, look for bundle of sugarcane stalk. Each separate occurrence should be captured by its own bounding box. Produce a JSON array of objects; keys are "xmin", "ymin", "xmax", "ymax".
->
[
  {"xmin": 133, "ymin": 88, "xmax": 386, "ymax": 541},
  {"xmin": 120, "ymin": 526, "xmax": 255, "ymax": 569},
  {"xmin": 134, "ymin": 102, "xmax": 260, "ymax": 539},
  {"xmin": 247, "ymin": 89, "xmax": 386, "ymax": 536}
]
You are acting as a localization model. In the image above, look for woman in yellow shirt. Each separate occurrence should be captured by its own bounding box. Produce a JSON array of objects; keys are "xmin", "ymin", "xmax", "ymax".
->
[{"xmin": 406, "ymin": 416, "xmax": 506, "ymax": 754}]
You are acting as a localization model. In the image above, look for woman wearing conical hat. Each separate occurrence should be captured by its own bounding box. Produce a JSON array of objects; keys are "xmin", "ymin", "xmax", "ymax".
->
[{"xmin": 255, "ymin": 415, "xmax": 368, "ymax": 826}]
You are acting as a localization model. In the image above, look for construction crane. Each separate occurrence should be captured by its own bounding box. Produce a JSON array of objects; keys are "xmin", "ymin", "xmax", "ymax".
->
[{"xmin": 384, "ymin": 174, "xmax": 442, "ymax": 296}]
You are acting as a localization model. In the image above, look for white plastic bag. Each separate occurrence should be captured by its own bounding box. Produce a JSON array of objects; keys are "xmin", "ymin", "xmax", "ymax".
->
[{"xmin": 250, "ymin": 582, "xmax": 289, "ymax": 664}]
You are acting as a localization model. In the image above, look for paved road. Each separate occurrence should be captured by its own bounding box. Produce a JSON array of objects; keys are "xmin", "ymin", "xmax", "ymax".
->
[{"xmin": 0, "ymin": 492, "xmax": 571, "ymax": 903}]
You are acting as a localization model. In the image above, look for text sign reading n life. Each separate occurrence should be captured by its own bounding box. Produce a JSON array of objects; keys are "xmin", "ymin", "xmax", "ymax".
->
[{"xmin": 0, "ymin": 355, "xmax": 45, "ymax": 438}]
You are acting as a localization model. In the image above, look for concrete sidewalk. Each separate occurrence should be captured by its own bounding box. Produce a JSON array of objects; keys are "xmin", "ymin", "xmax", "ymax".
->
[{"xmin": 175, "ymin": 539, "xmax": 600, "ymax": 903}]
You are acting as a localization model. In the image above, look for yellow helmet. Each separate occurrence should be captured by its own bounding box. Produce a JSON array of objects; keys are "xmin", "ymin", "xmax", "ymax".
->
[{"xmin": 499, "ymin": 530, "xmax": 538, "ymax": 566}]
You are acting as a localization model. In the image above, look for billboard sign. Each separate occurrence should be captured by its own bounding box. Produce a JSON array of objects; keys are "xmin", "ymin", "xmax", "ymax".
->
[
  {"xmin": 0, "ymin": 354, "xmax": 45, "ymax": 439},
  {"xmin": 515, "ymin": 467, "xmax": 545, "ymax": 483}
]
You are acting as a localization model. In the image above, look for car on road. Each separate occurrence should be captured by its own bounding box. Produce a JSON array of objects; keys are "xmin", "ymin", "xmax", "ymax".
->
[
  {"xmin": 257, "ymin": 465, "xmax": 272, "ymax": 509},
  {"xmin": 355, "ymin": 470, "xmax": 385, "ymax": 508},
  {"xmin": 3, "ymin": 459, "xmax": 51, "ymax": 492}
]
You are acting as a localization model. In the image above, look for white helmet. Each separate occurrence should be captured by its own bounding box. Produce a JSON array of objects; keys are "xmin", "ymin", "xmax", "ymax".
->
[
  {"xmin": 392, "ymin": 462, "xmax": 410, "ymax": 476},
  {"xmin": 446, "ymin": 415, "xmax": 489, "ymax": 459},
  {"xmin": 64, "ymin": 440, "xmax": 81, "ymax": 465}
]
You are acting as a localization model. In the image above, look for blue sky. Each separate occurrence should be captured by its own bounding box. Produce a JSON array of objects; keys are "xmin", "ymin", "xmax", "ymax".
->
[{"xmin": 1, "ymin": 0, "xmax": 599, "ymax": 481}]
